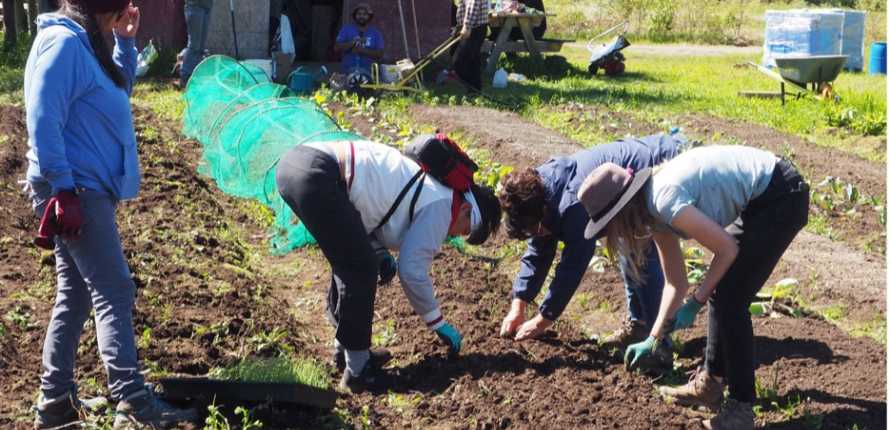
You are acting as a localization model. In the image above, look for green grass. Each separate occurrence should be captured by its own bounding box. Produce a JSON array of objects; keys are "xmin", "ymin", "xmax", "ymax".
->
[
  {"xmin": 133, "ymin": 80, "xmax": 186, "ymax": 122},
  {"xmin": 210, "ymin": 355, "xmax": 331, "ymax": 390},
  {"xmin": 476, "ymin": 46, "xmax": 886, "ymax": 161}
]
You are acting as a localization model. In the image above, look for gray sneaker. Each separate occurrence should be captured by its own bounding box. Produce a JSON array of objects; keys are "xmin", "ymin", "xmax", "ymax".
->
[
  {"xmin": 33, "ymin": 392, "xmax": 83, "ymax": 430},
  {"xmin": 112, "ymin": 388, "xmax": 198, "ymax": 429}
]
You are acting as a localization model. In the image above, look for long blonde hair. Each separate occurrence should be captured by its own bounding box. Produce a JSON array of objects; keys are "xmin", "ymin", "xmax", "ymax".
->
[{"xmin": 603, "ymin": 183, "xmax": 656, "ymax": 283}]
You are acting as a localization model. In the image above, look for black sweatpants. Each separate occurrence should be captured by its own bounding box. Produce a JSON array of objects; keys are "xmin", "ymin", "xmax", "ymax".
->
[
  {"xmin": 703, "ymin": 159, "xmax": 810, "ymax": 403},
  {"xmin": 453, "ymin": 24, "xmax": 488, "ymax": 91},
  {"xmin": 276, "ymin": 145, "xmax": 378, "ymax": 351}
]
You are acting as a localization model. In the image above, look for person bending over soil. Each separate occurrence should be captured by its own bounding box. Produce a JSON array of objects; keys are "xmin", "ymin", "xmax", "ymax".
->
[
  {"xmin": 276, "ymin": 136, "xmax": 501, "ymax": 393},
  {"xmin": 497, "ymin": 133, "xmax": 691, "ymax": 372},
  {"xmin": 24, "ymin": 1, "xmax": 198, "ymax": 428},
  {"xmin": 578, "ymin": 145, "xmax": 809, "ymax": 429}
]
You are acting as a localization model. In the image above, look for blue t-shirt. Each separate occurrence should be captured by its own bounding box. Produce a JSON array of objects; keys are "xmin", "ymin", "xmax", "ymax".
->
[{"xmin": 336, "ymin": 24, "xmax": 383, "ymax": 73}]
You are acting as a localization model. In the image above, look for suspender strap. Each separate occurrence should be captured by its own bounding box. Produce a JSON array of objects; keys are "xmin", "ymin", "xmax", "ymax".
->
[
  {"xmin": 408, "ymin": 174, "xmax": 425, "ymax": 222},
  {"xmin": 374, "ymin": 170, "xmax": 425, "ymax": 231}
]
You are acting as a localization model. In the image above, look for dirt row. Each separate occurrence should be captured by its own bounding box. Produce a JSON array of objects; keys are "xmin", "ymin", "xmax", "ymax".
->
[{"xmin": 411, "ymin": 104, "xmax": 887, "ymax": 325}]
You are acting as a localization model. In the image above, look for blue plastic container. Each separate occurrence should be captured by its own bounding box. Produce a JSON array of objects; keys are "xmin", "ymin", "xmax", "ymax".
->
[
  {"xmin": 868, "ymin": 42, "xmax": 887, "ymax": 75},
  {"xmin": 288, "ymin": 67, "xmax": 316, "ymax": 94}
]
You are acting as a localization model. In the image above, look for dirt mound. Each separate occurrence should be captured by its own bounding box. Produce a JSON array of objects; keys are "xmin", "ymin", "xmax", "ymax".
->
[
  {"xmin": 0, "ymin": 105, "xmax": 307, "ymax": 426},
  {"xmin": 319, "ymin": 245, "xmax": 885, "ymax": 428}
]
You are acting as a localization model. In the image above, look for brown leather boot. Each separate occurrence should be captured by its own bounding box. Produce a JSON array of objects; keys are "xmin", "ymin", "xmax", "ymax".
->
[
  {"xmin": 658, "ymin": 366, "xmax": 725, "ymax": 412},
  {"xmin": 703, "ymin": 398, "xmax": 755, "ymax": 430},
  {"xmin": 600, "ymin": 318, "xmax": 648, "ymax": 350}
]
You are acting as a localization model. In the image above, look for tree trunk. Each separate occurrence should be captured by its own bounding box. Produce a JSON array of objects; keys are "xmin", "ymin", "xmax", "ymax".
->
[
  {"xmin": 2, "ymin": 0, "xmax": 17, "ymax": 47},
  {"xmin": 26, "ymin": 0, "xmax": 35, "ymax": 35},
  {"xmin": 13, "ymin": 0, "xmax": 26, "ymax": 37}
]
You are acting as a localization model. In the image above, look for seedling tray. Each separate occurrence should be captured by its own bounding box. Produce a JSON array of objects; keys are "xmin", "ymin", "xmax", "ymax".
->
[{"xmin": 158, "ymin": 377, "xmax": 338, "ymax": 409}]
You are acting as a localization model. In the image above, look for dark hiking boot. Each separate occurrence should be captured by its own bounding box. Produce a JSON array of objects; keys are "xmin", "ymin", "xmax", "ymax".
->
[
  {"xmin": 33, "ymin": 392, "xmax": 84, "ymax": 430},
  {"xmin": 332, "ymin": 347, "xmax": 393, "ymax": 373},
  {"xmin": 659, "ymin": 366, "xmax": 725, "ymax": 412},
  {"xmin": 703, "ymin": 398, "xmax": 755, "ymax": 430},
  {"xmin": 599, "ymin": 318, "xmax": 649, "ymax": 351},
  {"xmin": 339, "ymin": 361, "xmax": 391, "ymax": 394},
  {"xmin": 112, "ymin": 387, "xmax": 198, "ymax": 429}
]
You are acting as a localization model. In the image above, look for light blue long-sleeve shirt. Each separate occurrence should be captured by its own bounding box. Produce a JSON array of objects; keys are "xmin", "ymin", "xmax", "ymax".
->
[{"xmin": 25, "ymin": 14, "xmax": 140, "ymax": 199}]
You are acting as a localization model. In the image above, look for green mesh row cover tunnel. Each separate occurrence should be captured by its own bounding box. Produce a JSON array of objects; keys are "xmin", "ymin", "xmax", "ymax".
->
[{"xmin": 182, "ymin": 55, "xmax": 360, "ymax": 254}]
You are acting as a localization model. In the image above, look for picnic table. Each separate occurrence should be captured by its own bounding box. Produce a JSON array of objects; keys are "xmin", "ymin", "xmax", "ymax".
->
[{"xmin": 483, "ymin": 12, "xmax": 570, "ymax": 75}]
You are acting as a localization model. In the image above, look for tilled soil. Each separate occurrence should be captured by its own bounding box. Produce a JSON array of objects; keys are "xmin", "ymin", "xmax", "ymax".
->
[
  {"xmin": 411, "ymin": 104, "xmax": 887, "ymax": 322},
  {"xmin": 0, "ymin": 104, "xmax": 308, "ymax": 427}
]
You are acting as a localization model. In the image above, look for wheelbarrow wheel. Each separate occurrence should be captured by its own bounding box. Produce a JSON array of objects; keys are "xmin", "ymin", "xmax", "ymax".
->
[
  {"xmin": 588, "ymin": 63, "xmax": 599, "ymax": 76},
  {"xmin": 604, "ymin": 60, "xmax": 625, "ymax": 76}
]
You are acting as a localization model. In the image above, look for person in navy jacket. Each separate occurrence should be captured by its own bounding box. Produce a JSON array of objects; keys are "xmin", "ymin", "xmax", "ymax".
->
[{"xmin": 497, "ymin": 133, "xmax": 690, "ymax": 368}]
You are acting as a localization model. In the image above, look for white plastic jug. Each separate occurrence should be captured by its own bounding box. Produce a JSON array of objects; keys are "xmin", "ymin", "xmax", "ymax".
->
[{"xmin": 492, "ymin": 68, "xmax": 508, "ymax": 88}]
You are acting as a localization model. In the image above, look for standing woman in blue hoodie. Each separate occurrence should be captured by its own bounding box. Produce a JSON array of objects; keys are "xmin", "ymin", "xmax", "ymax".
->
[{"xmin": 25, "ymin": 1, "xmax": 197, "ymax": 428}]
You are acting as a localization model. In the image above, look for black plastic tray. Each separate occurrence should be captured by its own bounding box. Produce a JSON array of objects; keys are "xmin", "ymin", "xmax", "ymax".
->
[{"xmin": 158, "ymin": 377, "xmax": 338, "ymax": 409}]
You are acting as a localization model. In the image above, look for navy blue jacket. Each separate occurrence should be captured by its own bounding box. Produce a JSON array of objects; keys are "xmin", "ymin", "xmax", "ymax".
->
[{"xmin": 512, "ymin": 133, "xmax": 686, "ymax": 320}]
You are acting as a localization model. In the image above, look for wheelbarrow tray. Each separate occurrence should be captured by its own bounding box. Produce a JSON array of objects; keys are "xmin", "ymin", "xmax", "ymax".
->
[
  {"xmin": 588, "ymin": 35, "xmax": 630, "ymax": 64},
  {"xmin": 774, "ymin": 55, "xmax": 847, "ymax": 85},
  {"xmin": 158, "ymin": 377, "xmax": 338, "ymax": 409}
]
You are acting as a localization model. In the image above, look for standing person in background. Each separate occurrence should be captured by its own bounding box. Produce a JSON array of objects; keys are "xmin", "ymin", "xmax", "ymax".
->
[
  {"xmin": 179, "ymin": 0, "xmax": 214, "ymax": 88},
  {"xmin": 24, "ymin": 1, "xmax": 197, "ymax": 428},
  {"xmin": 333, "ymin": 2, "xmax": 383, "ymax": 76},
  {"xmin": 453, "ymin": 0, "xmax": 489, "ymax": 92}
]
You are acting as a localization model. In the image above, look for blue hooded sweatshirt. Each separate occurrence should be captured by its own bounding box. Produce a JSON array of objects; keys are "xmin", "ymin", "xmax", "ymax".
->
[{"xmin": 25, "ymin": 14, "xmax": 139, "ymax": 199}]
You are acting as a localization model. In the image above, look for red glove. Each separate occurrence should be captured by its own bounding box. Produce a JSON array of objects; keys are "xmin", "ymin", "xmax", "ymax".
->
[{"xmin": 34, "ymin": 190, "xmax": 83, "ymax": 249}]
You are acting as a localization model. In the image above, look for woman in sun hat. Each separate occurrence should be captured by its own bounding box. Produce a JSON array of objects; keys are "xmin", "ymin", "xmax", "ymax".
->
[
  {"xmin": 24, "ymin": 1, "xmax": 197, "ymax": 428},
  {"xmin": 577, "ymin": 145, "xmax": 809, "ymax": 429}
]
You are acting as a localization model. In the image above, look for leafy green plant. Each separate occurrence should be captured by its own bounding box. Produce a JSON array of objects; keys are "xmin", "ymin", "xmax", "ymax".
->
[
  {"xmin": 372, "ymin": 319, "xmax": 397, "ymax": 348},
  {"xmin": 138, "ymin": 327, "xmax": 152, "ymax": 350},
  {"xmin": 248, "ymin": 327, "xmax": 293, "ymax": 355},
  {"xmin": 5, "ymin": 305, "xmax": 34, "ymax": 330}
]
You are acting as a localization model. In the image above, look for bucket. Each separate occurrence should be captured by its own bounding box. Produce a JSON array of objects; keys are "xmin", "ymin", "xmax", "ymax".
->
[
  {"xmin": 868, "ymin": 42, "xmax": 886, "ymax": 75},
  {"xmin": 242, "ymin": 59, "xmax": 273, "ymax": 80},
  {"xmin": 288, "ymin": 67, "xmax": 316, "ymax": 94}
]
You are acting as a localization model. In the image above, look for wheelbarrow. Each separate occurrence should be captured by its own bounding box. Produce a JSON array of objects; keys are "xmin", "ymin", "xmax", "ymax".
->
[
  {"xmin": 586, "ymin": 22, "xmax": 630, "ymax": 76},
  {"xmin": 741, "ymin": 55, "xmax": 847, "ymax": 105}
]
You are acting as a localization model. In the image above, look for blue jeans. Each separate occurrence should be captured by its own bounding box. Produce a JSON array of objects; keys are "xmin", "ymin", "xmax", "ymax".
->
[
  {"xmin": 181, "ymin": 2, "xmax": 213, "ymax": 83},
  {"xmin": 619, "ymin": 242, "xmax": 666, "ymax": 338},
  {"xmin": 30, "ymin": 181, "xmax": 145, "ymax": 401}
]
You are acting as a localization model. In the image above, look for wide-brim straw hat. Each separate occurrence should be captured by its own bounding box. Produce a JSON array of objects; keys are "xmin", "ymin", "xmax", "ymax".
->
[{"xmin": 578, "ymin": 163, "xmax": 652, "ymax": 240}]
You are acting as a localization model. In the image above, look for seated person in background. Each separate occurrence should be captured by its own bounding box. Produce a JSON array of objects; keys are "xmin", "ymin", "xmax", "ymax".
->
[{"xmin": 334, "ymin": 2, "xmax": 383, "ymax": 76}]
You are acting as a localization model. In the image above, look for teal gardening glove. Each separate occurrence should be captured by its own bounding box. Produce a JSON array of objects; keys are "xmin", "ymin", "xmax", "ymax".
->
[
  {"xmin": 624, "ymin": 335, "xmax": 657, "ymax": 371},
  {"xmin": 672, "ymin": 295, "xmax": 705, "ymax": 331},
  {"xmin": 435, "ymin": 323, "xmax": 462, "ymax": 354}
]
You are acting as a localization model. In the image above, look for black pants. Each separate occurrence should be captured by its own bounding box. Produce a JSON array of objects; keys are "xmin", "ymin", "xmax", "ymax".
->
[
  {"xmin": 704, "ymin": 159, "xmax": 809, "ymax": 403},
  {"xmin": 276, "ymin": 145, "xmax": 378, "ymax": 351},
  {"xmin": 453, "ymin": 24, "xmax": 487, "ymax": 91}
]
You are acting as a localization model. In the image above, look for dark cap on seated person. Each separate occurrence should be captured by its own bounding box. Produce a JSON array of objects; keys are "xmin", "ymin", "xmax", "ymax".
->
[{"xmin": 71, "ymin": 0, "xmax": 130, "ymax": 13}]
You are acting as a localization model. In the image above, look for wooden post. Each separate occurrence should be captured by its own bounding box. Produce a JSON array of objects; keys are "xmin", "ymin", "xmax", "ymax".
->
[{"xmin": 2, "ymin": 0, "xmax": 17, "ymax": 47}]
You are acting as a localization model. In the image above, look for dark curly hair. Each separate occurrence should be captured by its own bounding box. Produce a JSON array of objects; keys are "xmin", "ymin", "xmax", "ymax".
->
[
  {"xmin": 498, "ymin": 167, "xmax": 548, "ymax": 239},
  {"xmin": 466, "ymin": 183, "xmax": 502, "ymax": 245}
]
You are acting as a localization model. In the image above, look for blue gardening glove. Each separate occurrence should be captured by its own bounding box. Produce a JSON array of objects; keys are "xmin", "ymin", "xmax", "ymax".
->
[
  {"xmin": 435, "ymin": 323, "xmax": 462, "ymax": 354},
  {"xmin": 377, "ymin": 252, "xmax": 397, "ymax": 286},
  {"xmin": 672, "ymin": 296, "xmax": 704, "ymax": 331},
  {"xmin": 624, "ymin": 335, "xmax": 657, "ymax": 371}
]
